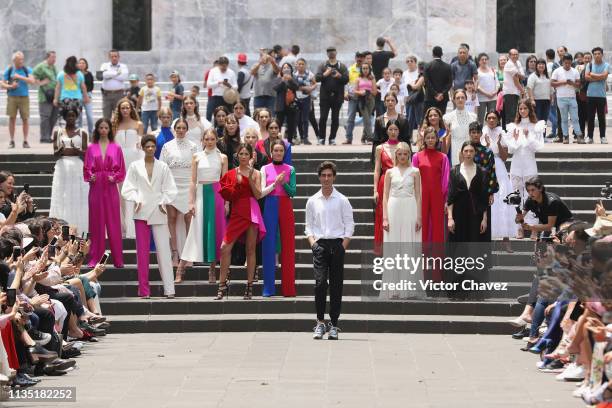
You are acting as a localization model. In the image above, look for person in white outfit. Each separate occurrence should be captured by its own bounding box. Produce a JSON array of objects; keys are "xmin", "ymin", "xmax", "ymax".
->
[
  {"xmin": 443, "ymin": 90, "xmax": 477, "ymax": 166},
  {"xmin": 122, "ymin": 134, "xmax": 177, "ymax": 298},
  {"xmin": 174, "ymin": 95, "xmax": 211, "ymax": 146},
  {"xmin": 505, "ymin": 99, "xmax": 545, "ymax": 238}
]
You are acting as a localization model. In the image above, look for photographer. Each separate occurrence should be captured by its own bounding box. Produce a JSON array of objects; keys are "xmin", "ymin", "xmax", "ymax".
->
[{"xmin": 315, "ymin": 47, "xmax": 349, "ymax": 145}]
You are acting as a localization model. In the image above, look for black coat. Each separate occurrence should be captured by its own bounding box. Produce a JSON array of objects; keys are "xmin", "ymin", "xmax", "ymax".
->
[
  {"xmin": 315, "ymin": 61, "xmax": 349, "ymax": 101},
  {"xmin": 447, "ymin": 164, "xmax": 490, "ymax": 243},
  {"xmin": 423, "ymin": 58, "xmax": 453, "ymax": 102}
]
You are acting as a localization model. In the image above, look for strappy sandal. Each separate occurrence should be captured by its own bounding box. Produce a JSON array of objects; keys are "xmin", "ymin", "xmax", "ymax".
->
[
  {"xmin": 243, "ymin": 282, "xmax": 253, "ymax": 300},
  {"xmin": 215, "ymin": 282, "xmax": 228, "ymax": 300},
  {"xmin": 174, "ymin": 266, "xmax": 185, "ymax": 284}
]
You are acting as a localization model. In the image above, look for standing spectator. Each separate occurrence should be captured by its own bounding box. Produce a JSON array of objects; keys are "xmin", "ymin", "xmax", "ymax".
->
[
  {"xmin": 344, "ymin": 52, "xmax": 364, "ymax": 145},
  {"xmin": 78, "ymin": 58, "xmax": 95, "ymax": 136},
  {"xmin": 203, "ymin": 60, "xmax": 219, "ymax": 121},
  {"xmin": 1, "ymin": 51, "xmax": 35, "ymax": 148},
  {"xmin": 503, "ymin": 49, "xmax": 525, "ymax": 125},
  {"xmin": 585, "ymin": 47, "xmax": 610, "ymax": 144},
  {"xmin": 545, "ymin": 49, "xmax": 560, "ymax": 138},
  {"xmin": 527, "ymin": 59, "xmax": 552, "ymax": 123},
  {"xmin": 279, "ymin": 45, "xmax": 300, "ymax": 69},
  {"xmin": 576, "ymin": 52, "xmax": 591, "ymax": 136},
  {"xmin": 32, "ymin": 51, "xmax": 58, "ymax": 143},
  {"xmin": 315, "ymin": 46, "xmax": 349, "ymax": 145},
  {"xmin": 293, "ymin": 58, "xmax": 316, "ymax": 145},
  {"xmin": 206, "ymin": 56, "xmax": 238, "ymax": 115},
  {"xmin": 476, "ymin": 53, "xmax": 498, "ymax": 124},
  {"xmin": 450, "ymin": 45, "xmax": 478, "ymax": 92},
  {"xmin": 272, "ymin": 44, "xmax": 285, "ymax": 64},
  {"xmin": 523, "ymin": 55, "xmax": 537, "ymax": 86},
  {"xmin": 450, "ymin": 43, "xmax": 473, "ymax": 64},
  {"xmin": 463, "ymin": 80, "xmax": 480, "ymax": 115},
  {"xmin": 236, "ymin": 54, "xmax": 253, "ymax": 116},
  {"xmin": 403, "ymin": 57, "xmax": 425, "ymax": 138},
  {"xmin": 371, "ymin": 37, "xmax": 397, "ymax": 81},
  {"xmin": 251, "ymin": 49, "xmax": 280, "ymax": 112},
  {"xmin": 551, "ymin": 55, "xmax": 583, "ymax": 144},
  {"xmin": 423, "ymin": 46, "xmax": 452, "ymax": 114},
  {"xmin": 126, "ymin": 74, "xmax": 140, "ymax": 110},
  {"xmin": 53, "ymin": 56, "xmax": 89, "ymax": 114},
  {"xmin": 306, "ymin": 161, "xmax": 354, "ymax": 340},
  {"xmin": 137, "ymin": 73, "xmax": 162, "ymax": 133},
  {"xmin": 355, "ymin": 63, "xmax": 378, "ymax": 144},
  {"xmin": 375, "ymin": 67, "xmax": 394, "ymax": 116},
  {"xmin": 167, "ymin": 71, "xmax": 184, "ymax": 120},
  {"xmin": 272, "ymin": 63, "xmax": 299, "ymax": 144},
  {"xmin": 99, "ymin": 49, "xmax": 128, "ymax": 120}
]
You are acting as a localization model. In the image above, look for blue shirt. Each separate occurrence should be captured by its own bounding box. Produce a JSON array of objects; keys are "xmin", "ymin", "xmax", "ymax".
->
[
  {"xmin": 171, "ymin": 83, "xmax": 184, "ymax": 113},
  {"xmin": 3, "ymin": 65, "xmax": 33, "ymax": 97},
  {"xmin": 155, "ymin": 127, "xmax": 174, "ymax": 159},
  {"xmin": 586, "ymin": 62, "xmax": 610, "ymax": 98},
  {"xmin": 57, "ymin": 71, "xmax": 85, "ymax": 100}
]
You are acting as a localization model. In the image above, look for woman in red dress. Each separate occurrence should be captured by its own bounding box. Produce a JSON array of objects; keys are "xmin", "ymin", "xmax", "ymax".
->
[
  {"xmin": 217, "ymin": 143, "xmax": 266, "ymax": 300},
  {"xmin": 373, "ymin": 120, "xmax": 401, "ymax": 255}
]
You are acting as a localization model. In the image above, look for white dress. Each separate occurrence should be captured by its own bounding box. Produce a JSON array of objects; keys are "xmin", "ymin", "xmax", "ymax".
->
[
  {"xmin": 49, "ymin": 128, "xmax": 89, "ymax": 234},
  {"xmin": 481, "ymin": 126, "xmax": 516, "ymax": 238},
  {"xmin": 116, "ymin": 128, "xmax": 143, "ymax": 239},
  {"xmin": 174, "ymin": 116, "xmax": 211, "ymax": 146},
  {"xmin": 443, "ymin": 108, "xmax": 477, "ymax": 166},
  {"xmin": 381, "ymin": 166, "xmax": 424, "ymax": 300},
  {"xmin": 238, "ymin": 115, "xmax": 259, "ymax": 137}
]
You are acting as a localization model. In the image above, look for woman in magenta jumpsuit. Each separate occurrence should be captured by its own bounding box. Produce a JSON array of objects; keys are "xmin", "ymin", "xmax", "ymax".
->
[{"xmin": 84, "ymin": 118, "xmax": 126, "ymax": 267}]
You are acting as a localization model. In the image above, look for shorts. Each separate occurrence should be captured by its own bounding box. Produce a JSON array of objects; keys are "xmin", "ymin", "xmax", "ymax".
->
[{"xmin": 7, "ymin": 96, "xmax": 30, "ymax": 119}]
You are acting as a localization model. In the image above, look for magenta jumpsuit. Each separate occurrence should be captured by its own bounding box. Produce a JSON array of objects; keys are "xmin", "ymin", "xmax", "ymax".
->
[{"xmin": 83, "ymin": 142, "xmax": 126, "ymax": 267}]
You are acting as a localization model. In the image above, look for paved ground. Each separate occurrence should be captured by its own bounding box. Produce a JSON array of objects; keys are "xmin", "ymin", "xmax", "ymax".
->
[{"xmin": 2, "ymin": 332, "xmax": 584, "ymax": 408}]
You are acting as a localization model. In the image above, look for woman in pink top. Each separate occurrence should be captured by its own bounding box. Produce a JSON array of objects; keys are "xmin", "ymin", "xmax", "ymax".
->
[{"xmin": 354, "ymin": 63, "xmax": 378, "ymax": 144}]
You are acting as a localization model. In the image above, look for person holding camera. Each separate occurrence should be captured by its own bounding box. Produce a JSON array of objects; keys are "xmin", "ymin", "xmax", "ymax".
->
[
  {"xmin": 293, "ymin": 58, "xmax": 317, "ymax": 145},
  {"xmin": 272, "ymin": 63, "xmax": 299, "ymax": 145},
  {"xmin": 315, "ymin": 47, "xmax": 349, "ymax": 145},
  {"xmin": 0, "ymin": 172, "xmax": 35, "ymax": 223},
  {"xmin": 354, "ymin": 62, "xmax": 378, "ymax": 144},
  {"xmin": 251, "ymin": 49, "xmax": 280, "ymax": 113}
]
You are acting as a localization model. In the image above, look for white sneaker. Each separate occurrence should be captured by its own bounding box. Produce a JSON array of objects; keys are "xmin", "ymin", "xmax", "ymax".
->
[
  {"xmin": 313, "ymin": 322, "xmax": 326, "ymax": 340},
  {"xmin": 572, "ymin": 383, "xmax": 589, "ymax": 398},
  {"xmin": 561, "ymin": 363, "xmax": 585, "ymax": 381}
]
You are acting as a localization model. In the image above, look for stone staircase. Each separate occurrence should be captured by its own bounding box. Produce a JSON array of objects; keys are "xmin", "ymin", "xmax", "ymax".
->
[{"xmin": 0, "ymin": 150, "xmax": 609, "ymax": 334}]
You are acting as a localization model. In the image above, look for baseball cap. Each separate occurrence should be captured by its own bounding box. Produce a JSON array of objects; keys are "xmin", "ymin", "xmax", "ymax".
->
[
  {"xmin": 128, "ymin": 74, "xmax": 139, "ymax": 81},
  {"xmin": 326, "ymin": 46, "xmax": 337, "ymax": 53},
  {"xmin": 169, "ymin": 70, "xmax": 180, "ymax": 77},
  {"xmin": 237, "ymin": 53, "xmax": 247, "ymax": 63}
]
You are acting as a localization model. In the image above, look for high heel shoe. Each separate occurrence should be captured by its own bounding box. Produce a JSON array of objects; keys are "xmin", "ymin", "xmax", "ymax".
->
[
  {"xmin": 215, "ymin": 282, "xmax": 228, "ymax": 300},
  {"xmin": 243, "ymin": 282, "xmax": 253, "ymax": 300},
  {"xmin": 174, "ymin": 266, "xmax": 185, "ymax": 284}
]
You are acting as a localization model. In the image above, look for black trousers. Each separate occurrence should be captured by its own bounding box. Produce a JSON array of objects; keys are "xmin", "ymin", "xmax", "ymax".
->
[
  {"xmin": 313, "ymin": 238, "xmax": 345, "ymax": 326},
  {"xmin": 424, "ymin": 98, "xmax": 449, "ymax": 115},
  {"xmin": 33, "ymin": 308, "xmax": 55, "ymax": 334},
  {"xmin": 577, "ymin": 96, "xmax": 588, "ymax": 135},
  {"xmin": 275, "ymin": 108, "xmax": 297, "ymax": 141},
  {"xmin": 319, "ymin": 98, "xmax": 343, "ymax": 143},
  {"xmin": 309, "ymin": 98, "xmax": 319, "ymax": 138},
  {"xmin": 587, "ymin": 97, "xmax": 607, "ymax": 140},
  {"xmin": 503, "ymin": 94, "xmax": 520, "ymax": 124}
]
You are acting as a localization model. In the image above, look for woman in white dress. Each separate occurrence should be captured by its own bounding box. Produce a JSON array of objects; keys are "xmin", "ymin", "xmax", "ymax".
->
[
  {"xmin": 506, "ymin": 99, "xmax": 545, "ymax": 239},
  {"xmin": 49, "ymin": 104, "xmax": 89, "ymax": 234},
  {"xmin": 177, "ymin": 95, "xmax": 211, "ymax": 146},
  {"xmin": 233, "ymin": 101, "xmax": 259, "ymax": 137},
  {"xmin": 482, "ymin": 110, "xmax": 516, "ymax": 251},
  {"xmin": 443, "ymin": 90, "xmax": 477, "ymax": 166},
  {"xmin": 381, "ymin": 142, "xmax": 423, "ymax": 299},
  {"xmin": 112, "ymin": 97, "xmax": 144, "ymax": 239},
  {"xmin": 179, "ymin": 128, "xmax": 228, "ymax": 284},
  {"xmin": 160, "ymin": 118, "xmax": 200, "ymax": 265}
]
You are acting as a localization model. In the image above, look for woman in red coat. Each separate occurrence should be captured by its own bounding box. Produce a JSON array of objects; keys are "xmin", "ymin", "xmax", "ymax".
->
[{"xmin": 217, "ymin": 143, "xmax": 266, "ymax": 300}]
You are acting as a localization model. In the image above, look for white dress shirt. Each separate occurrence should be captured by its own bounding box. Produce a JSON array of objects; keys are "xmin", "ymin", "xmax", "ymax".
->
[
  {"xmin": 100, "ymin": 62, "xmax": 129, "ymax": 91},
  {"xmin": 206, "ymin": 67, "xmax": 238, "ymax": 96},
  {"xmin": 305, "ymin": 187, "xmax": 355, "ymax": 241}
]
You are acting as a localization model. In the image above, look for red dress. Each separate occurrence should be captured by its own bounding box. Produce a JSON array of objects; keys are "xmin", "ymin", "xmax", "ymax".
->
[
  {"xmin": 219, "ymin": 168, "xmax": 266, "ymax": 243},
  {"xmin": 374, "ymin": 147, "xmax": 394, "ymax": 255}
]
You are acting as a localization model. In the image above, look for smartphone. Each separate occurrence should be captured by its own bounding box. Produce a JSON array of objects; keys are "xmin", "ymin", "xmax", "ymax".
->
[
  {"xmin": 61, "ymin": 225, "xmax": 70, "ymax": 241},
  {"xmin": 23, "ymin": 183, "xmax": 30, "ymax": 194},
  {"xmin": 48, "ymin": 245, "xmax": 56, "ymax": 258},
  {"xmin": 70, "ymin": 234, "xmax": 76, "ymax": 243},
  {"xmin": 49, "ymin": 236, "xmax": 58, "ymax": 247},
  {"xmin": 6, "ymin": 289, "xmax": 16, "ymax": 307},
  {"xmin": 81, "ymin": 232, "xmax": 86, "ymax": 240},
  {"xmin": 12, "ymin": 246, "xmax": 21, "ymax": 260},
  {"xmin": 100, "ymin": 253, "xmax": 110, "ymax": 265}
]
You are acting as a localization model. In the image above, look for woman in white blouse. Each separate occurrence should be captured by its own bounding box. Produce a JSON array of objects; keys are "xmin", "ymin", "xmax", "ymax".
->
[
  {"xmin": 232, "ymin": 101, "xmax": 259, "ymax": 137},
  {"xmin": 443, "ymin": 90, "xmax": 477, "ymax": 166},
  {"xmin": 526, "ymin": 59, "xmax": 552, "ymax": 123},
  {"xmin": 177, "ymin": 95, "xmax": 211, "ymax": 146},
  {"xmin": 121, "ymin": 134, "xmax": 177, "ymax": 298},
  {"xmin": 476, "ymin": 53, "xmax": 499, "ymax": 125},
  {"xmin": 506, "ymin": 99, "xmax": 545, "ymax": 238},
  {"xmin": 160, "ymin": 118, "xmax": 200, "ymax": 264}
]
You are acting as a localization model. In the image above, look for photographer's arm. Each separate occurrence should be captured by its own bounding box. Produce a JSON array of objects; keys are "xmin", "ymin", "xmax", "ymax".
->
[{"xmin": 526, "ymin": 215, "xmax": 557, "ymax": 233}]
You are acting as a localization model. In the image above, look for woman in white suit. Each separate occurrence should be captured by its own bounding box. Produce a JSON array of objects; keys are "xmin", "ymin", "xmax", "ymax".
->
[{"xmin": 122, "ymin": 134, "xmax": 178, "ymax": 298}]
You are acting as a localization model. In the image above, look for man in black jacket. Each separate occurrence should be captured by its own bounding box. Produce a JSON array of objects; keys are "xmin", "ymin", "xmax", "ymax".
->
[
  {"xmin": 423, "ymin": 46, "xmax": 453, "ymax": 114},
  {"xmin": 315, "ymin": 47, "xmax": 349, "ymax": 145}
]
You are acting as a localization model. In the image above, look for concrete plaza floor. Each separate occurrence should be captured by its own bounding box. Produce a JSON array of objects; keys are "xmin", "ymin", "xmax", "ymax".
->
[{"xmin": 3, "ymin": 332, "xmax": 584, "ymax": 408}]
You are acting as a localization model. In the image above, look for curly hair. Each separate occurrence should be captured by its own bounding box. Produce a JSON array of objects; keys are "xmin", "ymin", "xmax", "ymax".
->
[{"xmin": 112, "ymin": 97, "xmax": 140, "ymax": 134}]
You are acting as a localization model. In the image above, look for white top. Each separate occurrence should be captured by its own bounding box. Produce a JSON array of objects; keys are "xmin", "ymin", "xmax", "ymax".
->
[
  {"xmin": 100, "ymin": 62, "xmax": 129, "ymax": 91},
  {"xmin": 481, "ymin": 126, "xmax": 507, "ymax": 157},
  {"xmin": 443, "ymin": 108, "xmax": 477, "ymax": 165},
  {"xmin": 527, "ymin": 73, "xmax": 552, "ymax": 100},
  {"xmin": 388, "ymin": 167, "xmax": 418, "ymax": 198},
  {"xmin": 238, "ymin": 115, "xmax": 259, "ymax": 137},
  {"xmin": 195, "ymin": 148, "xmax": 222, "ymax": 183},
  {"xmin": 506, "ymin": 119, "xmax": 545, "ymax": 177},
  {"xmin": 206, "ymin": 67, "xmax": 238, "ymax": 97},
  {"xmin": 279, "ymin": 54, "xmax": 298, "ymax": 68},
  {"xmin": 139, "ymin": 85, "xmax": 162, "ymax": 111},
  {"xmin": 464, "ymin": 91, "xmax": 480, "ymax": 114},
  {"xmin": 173, "ymin": 116, "xmax": 211, "ymax": 146},
  {"xmin": 56, "ymin": 128, "xmax": 85, "ymax": 150},
  {"xmin": 121, "ymin": 159, "xmax": 177, "ymax": 225},
  {"xmin": 477, "ymin": 67, "xmax": 497, "ymax": 101},
  {"xmin": 503, "ymin": 59, "xmax": 524, "ymax": 96},
  {"xmin": 377, "ymin": 78, "xmax": 394, "ymax": 101},
  {"xmin": 160, "ymin": 137, "xmax": 199, "ymax": 170},
  {"xmin": 401, "ymin": 69, "xmax": 418, "ymax": 88},
  {"xmin": 551, "ymin": 66, "xmax": 580, "ymax": 98},
  {"xmin": 305, "ymin": 187, "xmax": 355, "ymax": 241},
  {"xmin": 116, "ymin": 128, "xmax": 143, "ymax": 165}
]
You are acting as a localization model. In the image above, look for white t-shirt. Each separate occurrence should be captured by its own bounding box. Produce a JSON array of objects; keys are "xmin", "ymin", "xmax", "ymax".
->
[
  {"xmin": 503, "ymin": 59, "xmax": 524, "ymax": 96},
  {"xmin": 206, "ymin": 67, "xmax": 238, "ymax": 97},
  {"xmin": 526, "ymin": 73, "xmax": 551, "ymax": 100},
  {"xmin": 377, "ymin": 78, "xmax": 394, "ymax": 101},
  {"xmin": 551, "ymin": 66, "xmax": 579, "ymax": 98},
  {"xmin": 401, "ymin": 69, "xmax": 419, "ymax": 88},
  {"xmin": 138, "ymin": 86, "xmax": 162, "ymax": 111},
  {"xmin": 464, "ymin": 91, "xmax": 480, "ymax": 114}
]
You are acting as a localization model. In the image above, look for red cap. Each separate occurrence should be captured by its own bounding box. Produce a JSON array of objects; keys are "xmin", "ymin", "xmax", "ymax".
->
[{"xmin": 237, "ymin": 53, "xmax": 247, "ymax": 63}]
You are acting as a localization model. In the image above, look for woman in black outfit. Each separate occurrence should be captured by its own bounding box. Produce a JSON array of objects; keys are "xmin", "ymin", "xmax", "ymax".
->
[
  {"xmin": 219, "ymin": 113, "xmax": 241, "ymax": 170},
  {"xmin": 78, "ymin": 58, "xmax": 94, "ymax": 135},
  {"xmin": 273, "ymin": 63, "xmax": 299, "ymax": 144}
]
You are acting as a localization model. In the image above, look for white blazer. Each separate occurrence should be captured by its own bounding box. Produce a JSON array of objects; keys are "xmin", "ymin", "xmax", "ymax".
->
[{"xmin": 121, "ymin": 159, "xmax": 178, "ymax": 225}]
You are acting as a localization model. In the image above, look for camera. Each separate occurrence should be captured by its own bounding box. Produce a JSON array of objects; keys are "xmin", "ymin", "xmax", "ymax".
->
[
  {"xmin": 601, "ymin": 181, "xmax": 612, "ymax": 199},
  {"xmin": 504, "ymin": 190, "xmax": 523, "ymax": 215}
]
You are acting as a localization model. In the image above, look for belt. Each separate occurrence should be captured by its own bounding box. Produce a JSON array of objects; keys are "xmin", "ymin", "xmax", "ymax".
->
[
  {"xmin": 104, "ymin": 89, "xmax": 124, "ymax": 94},
  {"xmin": 317, "ymin": 238, "xmax": 343, "ymax": 242}
]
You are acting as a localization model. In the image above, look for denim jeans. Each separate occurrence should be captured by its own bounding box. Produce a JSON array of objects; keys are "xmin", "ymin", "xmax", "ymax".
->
[
  {"xmin": 344, "ymin": 98, "xmax": 359, "ymax": 142},
  {"xmin": 81, "ymin": 92, "xmax": 94, "ymax": 135},
  {"xmin": 296, "ymin": 96, "xmax": 311, "ymax": 141},
  {"xmin": 557, "ymin": 97, "xmax": 583, "ymax": 137},
  {"xmin": 548, "ymin": 100, "xmax": 558, "ymax": 136},
  {"xmin": 529, "ymin": 298, "xmax": 551, "ymax": 338},
  {"xmin": 141, "ymin": 110, "xmax": 158, "ymax": 133},
  {"xmin": 253, "ymin": 95, "xmax": 275, "ymax": 112},
  {"xmin": 359, "ymin": 95, "xmax": 376, "ymax": 142}
]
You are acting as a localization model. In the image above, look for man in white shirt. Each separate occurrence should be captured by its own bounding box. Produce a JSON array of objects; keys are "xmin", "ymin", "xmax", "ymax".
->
[
  {"xmin": 551, "ymin": 54, "xmax": 583, "ymax": 144},
  {"xmin": 279, "ymin": 45, "xmax": 300, "ymax": 69},
  {"xmin": 305, "ymin": 161, "xmax": 354, "ymax": 340},
  {"xmin": 502, "ymin": 49, "xmax": 525, "ymax": 125},
  {"xmin": 205, "ymin": 56, "xmax": 238, "ymax": 115},
  {"xmin": 99, "ymin": 49, "xmax": 129, "ymax": 120}
]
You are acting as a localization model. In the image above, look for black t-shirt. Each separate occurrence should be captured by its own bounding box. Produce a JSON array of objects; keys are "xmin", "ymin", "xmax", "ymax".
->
[
  {"xmin": 524, "ymin": 192, "xmax": 573, "ymax": 229},
  {"xmin": 372, "ymin": 50, "xmax": 395, "ymax": 81}
]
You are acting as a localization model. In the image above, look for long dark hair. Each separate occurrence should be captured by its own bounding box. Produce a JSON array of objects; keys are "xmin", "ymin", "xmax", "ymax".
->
[
  {"xmin": 79, "ymin": 58, "xmax": 89, "ymax": 73},
  {"xmin": 64, "ymin": 56, "xmax": 78, "ymax": 75},
  {"xmin": 535, "ymin": 58, "xmax": 549, "ymax": 78},
  {"xmin": 223, "ymin": 114, "xmax": 241, "ymax": 148},
  {"xmin": 92, "ymin": 118, "xmax": 114, "ymax": 142}
]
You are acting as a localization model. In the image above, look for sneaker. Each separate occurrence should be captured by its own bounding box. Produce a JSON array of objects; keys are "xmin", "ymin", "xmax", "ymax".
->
[
  {"xmin": 313, "ymin": 322, "xmax": 326, "ymax": 340},
  {"xmin": 8, "ymin": 140, "xmax": 15, "ymax": 149},
  {"xmin": 327, "ymin": 324, "xmax": 340, "ymax": 340},
  {"xmin": 302, "ymin": 139, "xmax": 312, "ymax": 145},
  {"xmin": 341, "ymin": 140, "xmax": 352, "ymax": 145},
  {"xmin": 558, "ymin": 363, "xmax": 585, "ymax": 381},
  {"xmin": 292, "ymin": 138, "xmax": 301, "ymax": 146},
  {"xmin": 23, "ymin": 141, "xmax": 30, "ymax": 148},
  {"xmin": 329, "ymin": 140, "xmax": 336, "ymax": 146},
  {"xmin": 577, "ymin": 137, "xmax": 586, "ymax": 144},
  {"xmin": 602, "ymin": 137, "xmax": 608, "ymax": 144},
  {"xmin": 511, "ymin": 327, "xmax": 530, "ymax": 339},
  {"xmin": 572, "ymin": 383, "xmax": 589, "ymax": 398},
  {"xmin": 587, "ymin": 137, "xmax": 594, "ymax": 144},
  {"xmin": 552, "ymin": 137, "xmax": 563, "ymax": 143},
  {"xmin": 29, "ymin": 329, "xmax": 52, "ymax": 346},
  {"xmin": 317, "ymin": 139, "xmax": 324, "ymax": 146},
  {"xmin": 538, "ymin": 359, "xmax": 565, "ymax": 373},
  {"xmin": 562, "ymin": 137, "xmax": 569, "ymax": 144}
]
